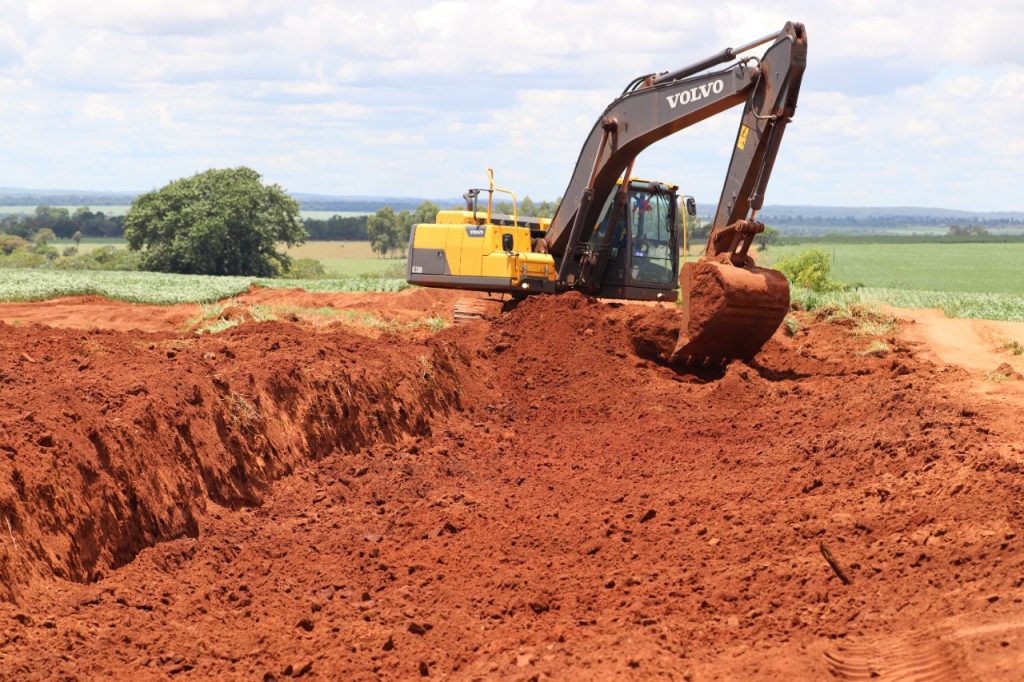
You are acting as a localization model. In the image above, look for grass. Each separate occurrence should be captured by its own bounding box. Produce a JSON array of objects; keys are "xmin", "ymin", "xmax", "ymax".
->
[
  {"xmin": 793, "ymin": 287, "xmax": 1024, "ymax": 322},
  {"xmin": 43, "ymin": 240, "xmax": 407, "ymax": 276},
  {"xmin": 0, "ymin": 269, "xmax": 408, "ymax": 305},
  {"xmin": 1000, "ymin": 340, "xmax": 1024, "ymax": 355},
  {"xmin": 284, "ymin": 242, "xmax": 405, "ymax": 277},
  {"xmin": 760, "ymin": 243, "xmax": 1024, "ymax": 295},
  {"xmin": 860, "ymin": 339, "xmax": 891, "ymax": 357}
]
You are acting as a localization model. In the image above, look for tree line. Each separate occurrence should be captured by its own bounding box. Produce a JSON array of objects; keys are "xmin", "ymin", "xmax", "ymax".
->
[
  {"xmin": 0, "ymin": 206, "xmax": 124, "ymax": 239},
  {"xmin": 0, "ymin": 195, "xmax": 563, "ymax": 251}
]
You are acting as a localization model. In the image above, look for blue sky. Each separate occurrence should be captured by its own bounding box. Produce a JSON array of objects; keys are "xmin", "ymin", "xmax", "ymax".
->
[{"xmin": 0, "ymin": 0, "xmax": 1022, "ymax": 210}]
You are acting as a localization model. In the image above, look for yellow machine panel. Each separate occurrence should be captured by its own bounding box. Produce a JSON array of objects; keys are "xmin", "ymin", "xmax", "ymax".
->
[{"xmin": 407, "ymin": 211, "xmax": 557, "ymax": 294}]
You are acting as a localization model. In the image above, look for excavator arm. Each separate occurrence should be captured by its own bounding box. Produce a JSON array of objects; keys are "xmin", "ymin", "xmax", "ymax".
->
[{"xmin": 546, "ymin": 21, "xmax": 807, "ymax": 363}]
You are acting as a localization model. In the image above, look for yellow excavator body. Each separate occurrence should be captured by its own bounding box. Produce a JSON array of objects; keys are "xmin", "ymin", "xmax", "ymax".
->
[{"xmin": 408, "ymin": 210, "xmax": 557, "ymax": 294}]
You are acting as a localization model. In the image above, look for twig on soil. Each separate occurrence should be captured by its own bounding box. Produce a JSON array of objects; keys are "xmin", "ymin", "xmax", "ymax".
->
[
  {"xmin": 4, "ymin": 515, "xmax": 16, "ymax": 554},
  {"xmin": 819, "ymin": 541, "xmax": 850, "ymax": 585}
]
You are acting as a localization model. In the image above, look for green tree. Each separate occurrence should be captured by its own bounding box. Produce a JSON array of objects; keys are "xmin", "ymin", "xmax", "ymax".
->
[
  {"xmin": 411, "ymin": 201, "xmax": 439, "ymax": 227},
  {"xmin": 32, "ymin": 228, "xmax": 56, "ymax": 247},
  {"xmin": 393, "ymin": 209, "xmax": 414, "ymax": 257},
  {"xmin": 367, "ymin": 207, "xmax": 399, "ymax": 258},
  {"xmin": 755, "ymin": 226, "xmax": 779, "ymax": 251},
  {"xmin": 124, "ymin": 167, "xmax": 305, "ymax": 276}
]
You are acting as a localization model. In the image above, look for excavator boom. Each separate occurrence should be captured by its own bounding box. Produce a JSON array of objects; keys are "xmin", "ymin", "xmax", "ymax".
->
[{"xmin": 547, "ymin": 22, "xmax": 807, "ymax": 363}]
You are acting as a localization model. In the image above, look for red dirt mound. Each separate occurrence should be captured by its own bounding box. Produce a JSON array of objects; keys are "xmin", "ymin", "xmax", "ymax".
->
[{"xmin": 1, "ymin": 294, "xmax": 1023, "ymax": 679}]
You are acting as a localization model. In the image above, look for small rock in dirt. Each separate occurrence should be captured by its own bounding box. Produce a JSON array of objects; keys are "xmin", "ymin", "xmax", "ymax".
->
[
  {"xmin": 802, "ymin": 479, "xmax": 823, "ymax": 494},
  {"xmin": 293, "ymin": 661, "xmax": 313, "ymax": 677},
  {"xmin": 639, "ymin": 509, "xmax": 656, "ymax": 524},
  {"xmin": 382, "ymin": 636, "xmax": 395, "ymax": 651},
  {"xmin": 440, "ymin": 522, "xmax": 459, "ymax": 535},
  {"xmin": 37, "ymin": 433, "xmax": 54, "ymax": 447},
  {"xmin": 408, "ymin": 622, "xmax": 432, "ymax": 635},
  {"xmin": 419, "ymin": 660, "xmax": 430, "ymax": 676},
  {"xmin": 708, "ymin": 537, "xmax": 721, "ymax": 546},
  {"xmin": 529, "ymin": 601, "xmax": 550, "ymax": 614},
  {"xmin": 579, "ymin": 540, "xmax": 602, "ymax": 556},
  {"xmin": 297, "ymin": 618, "xmax": 314, "ymax": 632},
  {"xmin": 994, "ymin": 363, "xmax": 1023, "ymax": 380}
]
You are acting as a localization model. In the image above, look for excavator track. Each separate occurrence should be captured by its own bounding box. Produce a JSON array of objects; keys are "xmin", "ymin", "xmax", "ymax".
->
[
  {"xmin": 452, "ymin": 297, "xmax": 505, "ymax": 325},
  {"xmin": 671, "ymin": 259, "xmax": 790, "ymax": 364}
]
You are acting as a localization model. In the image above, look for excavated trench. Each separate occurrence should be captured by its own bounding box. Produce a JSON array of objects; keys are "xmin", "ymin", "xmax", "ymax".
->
[{"xmin": 0, "ymin": 322, "xmax": 467, "ymax": 600}]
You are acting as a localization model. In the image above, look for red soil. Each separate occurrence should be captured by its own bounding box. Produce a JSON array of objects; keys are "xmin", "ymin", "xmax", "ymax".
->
[
  {"xmin": 1, "ymin": 293, "xmax": 1023, "ymax": 679},
  {"xmin": 0, "ymin": 287, "xmax": 466, "ymax": 333}
]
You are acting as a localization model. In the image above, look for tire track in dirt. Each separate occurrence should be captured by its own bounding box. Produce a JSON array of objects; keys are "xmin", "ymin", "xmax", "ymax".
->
[{"xmin": 824, "ymin": 631, "xmax": 971, "ymax": 681}]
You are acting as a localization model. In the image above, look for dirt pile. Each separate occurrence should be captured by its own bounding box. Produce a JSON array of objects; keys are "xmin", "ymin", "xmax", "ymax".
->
[{"xmin": 1, "ymin": 293, "xmax": 1023, "ymax": 679}]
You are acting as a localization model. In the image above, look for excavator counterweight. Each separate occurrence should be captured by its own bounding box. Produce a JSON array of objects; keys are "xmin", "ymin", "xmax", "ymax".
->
[{"xmin": 408, "ymin": 22, "xmax": 807, "ymax": 364}]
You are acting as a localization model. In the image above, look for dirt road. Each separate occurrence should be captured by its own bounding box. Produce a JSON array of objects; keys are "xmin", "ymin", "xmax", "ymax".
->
[{"xmin": 1, "ymin": 293, "xmax": 1022, "ymax": 679}]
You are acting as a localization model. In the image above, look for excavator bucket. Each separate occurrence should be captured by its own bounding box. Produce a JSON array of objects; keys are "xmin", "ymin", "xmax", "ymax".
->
[{"xmin": 671, "ymin": 259, "xmax": 790, "ymax": 364}]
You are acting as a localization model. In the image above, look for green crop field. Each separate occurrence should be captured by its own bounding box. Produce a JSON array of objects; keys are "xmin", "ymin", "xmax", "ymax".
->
[
  {"xmin": 760, "ymin": 242, "xmax": 1024, "ymax": 294},
  {"xmin": 0, "ymin": 269, "xmax": 407, "ymax": 305},
  {"xmin": 5, "ymin": 238, "xmax": 1024, "ymax": 322},
  {"xmin": 757, "ymin": 242, "xmax": 1024, "ymax": 322}
]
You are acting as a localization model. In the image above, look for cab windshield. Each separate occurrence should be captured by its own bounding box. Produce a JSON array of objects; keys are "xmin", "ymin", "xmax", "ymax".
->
[{"xmin": 629, "ymin": 190, "xmax": 675, "ymax": 285}]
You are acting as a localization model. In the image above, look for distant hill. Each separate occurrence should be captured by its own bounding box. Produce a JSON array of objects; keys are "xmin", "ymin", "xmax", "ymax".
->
[
  {"xmin": 747, "ymin": 205, "xmax": 1024, "ymax": 235},
  {"xmin": 2, "ymin": 188, "xmax": 1023, "ymax": 234}
]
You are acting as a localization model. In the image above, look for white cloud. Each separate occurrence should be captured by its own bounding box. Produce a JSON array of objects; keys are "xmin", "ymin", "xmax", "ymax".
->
[{"xmin": 0, "ymin": 0, "xmax": 1020, "ymax": 209}]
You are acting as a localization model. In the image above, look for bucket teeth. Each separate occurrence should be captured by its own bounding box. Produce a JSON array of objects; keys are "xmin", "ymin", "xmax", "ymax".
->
[{"xmin": 671, "ymin": 259, "xmax": 790, "ymax": 364}]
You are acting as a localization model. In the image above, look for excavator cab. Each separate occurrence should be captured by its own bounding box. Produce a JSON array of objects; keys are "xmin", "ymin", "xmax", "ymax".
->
[{"xmin": 588, "ymin": 179, "xmax": 680, "ymax": 301}]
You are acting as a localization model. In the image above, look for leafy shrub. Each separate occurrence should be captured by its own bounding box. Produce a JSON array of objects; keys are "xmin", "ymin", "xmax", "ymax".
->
[
  {"xmin": 775, "ymin": 248, "xmax": 844, "ymax": 292},
  {"xmin": 284, "ymin": 258, "xmax": 326, "ymax": 279},
  {"xmin": 0, "ymin": 234, "xmax": 28, "ymax": 255},
  {"xmin": 57, "ymin": 245, "xmax": 141, "ymax": 271}
]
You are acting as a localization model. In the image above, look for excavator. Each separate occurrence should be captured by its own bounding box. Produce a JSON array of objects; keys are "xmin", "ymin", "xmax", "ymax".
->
[{"xmin": 407, "ymin": 22, "xmax": 806, "ymax": 364}]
